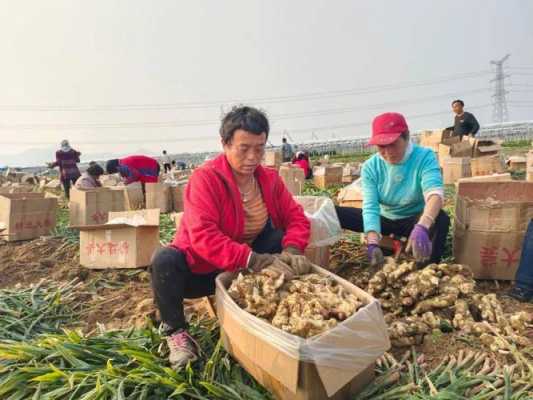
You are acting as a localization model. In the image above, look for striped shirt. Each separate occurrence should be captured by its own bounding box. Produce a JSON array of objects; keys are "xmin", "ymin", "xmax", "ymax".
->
[{"xmin": 241, "ymin": 180, "xmax": 269, "ymax": 244}]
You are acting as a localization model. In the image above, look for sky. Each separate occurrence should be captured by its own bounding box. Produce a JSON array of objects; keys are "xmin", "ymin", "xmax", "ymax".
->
[{"xmin": 1, "ymin": 0, "xmax": 533, "ymax": 166}]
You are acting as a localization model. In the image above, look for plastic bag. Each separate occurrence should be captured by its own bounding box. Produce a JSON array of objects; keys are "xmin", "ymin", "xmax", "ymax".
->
[{"xmin": 295, "ymin": 196, "xmax": 342, "ymax": 248}]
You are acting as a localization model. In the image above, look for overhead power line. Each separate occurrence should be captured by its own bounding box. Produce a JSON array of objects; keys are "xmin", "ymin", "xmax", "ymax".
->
[
  {"xmin": 0, "ymin": 70, "xmax": 492, "ymax": 111},
  {"xmin": 0, "ymin": 88, "xmax": 493, "ymax": 131},
  {"xmin": 0, "ymin": 104, "xmax": 493, "ymax": 145}
]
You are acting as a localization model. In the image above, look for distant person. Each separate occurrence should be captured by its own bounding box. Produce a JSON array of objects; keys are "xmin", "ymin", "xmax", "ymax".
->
[
  {"xmin": 292, "ymin": 151, "xmax": 311, "ymax": 179},
  {"xmin": 48, "ymin": 140, "xmax": 81, "ymax": 199},
  {"xmin": 281, "ymin": 137, "xmax": 294, "ymax": 162},
  {"xmin": 162, "ymin": 150, "xmax": 172, "ymax": 173},
  {"xmin": 105, "ymin": 155, "xmax": 160, "ymax": 186},
  {"xmin": 75, "ymin": 162, "xmax": 104, "ymax": 190},
  {"xmin": 452, "ymin": 99, "xmax": 480, "ymax": 139}
]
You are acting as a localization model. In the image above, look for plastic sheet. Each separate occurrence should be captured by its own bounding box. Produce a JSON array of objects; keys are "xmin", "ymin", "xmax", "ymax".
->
[
  {"xmin": 216, "ymin": 265, "xmax": 390, "ymax": 371},
  {"xmin": 294, "ymin": 196, "xmax": 342, "ymax": 248}
]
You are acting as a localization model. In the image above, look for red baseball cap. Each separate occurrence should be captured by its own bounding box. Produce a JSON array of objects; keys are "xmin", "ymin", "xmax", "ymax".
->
[{"xmin": 369, "ymin": 112, "xmax": 409, "ymax": 146}]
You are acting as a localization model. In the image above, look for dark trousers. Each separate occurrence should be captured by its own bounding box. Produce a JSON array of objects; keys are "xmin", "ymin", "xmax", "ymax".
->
[
  {"xmin": 151, "ymin": 220, "xmax": 284, "ymax": 332},
  {"xmin": 163, "ymin": 163, "xmax": 171, "ymax": 173},
  {"xmin": 62, "ymin": 177, "xmax": 77, "ymax": 199},
  {"xmin": 515, "ymin": 219, "xmax": 533, "ymax": 289},
  {"xmin": 335, "ymin": 206, "xmax": 450, "ymax": 264}
]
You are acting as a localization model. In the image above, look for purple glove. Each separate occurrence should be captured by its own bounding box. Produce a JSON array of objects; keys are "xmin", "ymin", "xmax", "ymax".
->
[
  {"xmin": 367, "ymin": 244, "xmax": 385, "ymax": 267},
  {"xmin": 408, "ymin": 224, "xmax": 432, "ymax": 261}
]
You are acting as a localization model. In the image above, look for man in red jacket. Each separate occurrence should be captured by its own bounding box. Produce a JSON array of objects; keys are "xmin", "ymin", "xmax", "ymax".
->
[
  {"xmin": 151, "ymin": 106, "xmax": 312, "ymax": 368},
  {"xmin": 105, "ymin": 155, "xmax": 160, "ymax": 185}
]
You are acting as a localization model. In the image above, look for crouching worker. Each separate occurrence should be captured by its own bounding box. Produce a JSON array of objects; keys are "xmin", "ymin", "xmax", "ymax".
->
[
  {"xmin": 105, "ymin": 155, "xmax": 160, "ymax": 186},
  {"xmin": 150, "ymin": 106, "xmax": 312, "ymax": 368},
  {"xmin": 75, "ymin": 162, "xmax": 104, "ymax": 190},
  {"xmin": 335, "ymin": 112, "xmax": 450, "ymax": 267}
]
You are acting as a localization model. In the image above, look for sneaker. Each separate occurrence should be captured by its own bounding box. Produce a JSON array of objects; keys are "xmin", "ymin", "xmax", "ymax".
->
[
  {"xmin": 166, "ymin": 330, "xmax": 200, "ymax": 368},
  {"xmin": 505, "ymin": 286, "xmax": 533, "ymax": 303}
]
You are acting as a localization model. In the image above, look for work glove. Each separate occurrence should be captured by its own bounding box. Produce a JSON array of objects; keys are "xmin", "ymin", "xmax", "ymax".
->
[
  {"xmin": 406, "ymin": 224, "xmax": 432, "ymax": 262},
  {"xmin": 367, "ymin": 244, "xmax": 385, "ymax": 268},
  {"xmin": 265, "ymin": 257, "xmax": 295, "ymax": 281},
  {"xmin": 247, "ymin": 252, "xmax": 275, "ymax": 273},
  {"xmin": 280, "ymin": 250, "xmax": 313, "ymax": 276}
]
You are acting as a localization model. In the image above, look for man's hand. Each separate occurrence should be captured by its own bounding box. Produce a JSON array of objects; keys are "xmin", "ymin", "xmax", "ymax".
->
[
  {"xmin": 247, "ymin": 252, "xmax": 275, "ymax": 273},
  {"xmin": 406, "ymin": 224, "xmax": 432, "ymax": 262},
  {"xmin": 367, "ymin": 244, "xmax": 385, "ymax": 268}
]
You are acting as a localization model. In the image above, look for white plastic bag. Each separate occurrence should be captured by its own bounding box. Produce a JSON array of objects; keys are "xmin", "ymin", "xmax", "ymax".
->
[{"xmin": 295, "ymin": 196, "xmax": 342, "ymax": 248}]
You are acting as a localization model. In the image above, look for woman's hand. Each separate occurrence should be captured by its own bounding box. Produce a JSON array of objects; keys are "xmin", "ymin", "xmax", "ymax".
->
[
  {"xmin": 367, "ymin": 244, "xmax": 385, "ymax": 267},
  {"xmin": 406, "ymin": 224, "xmax": 432, "ymax": 262}
]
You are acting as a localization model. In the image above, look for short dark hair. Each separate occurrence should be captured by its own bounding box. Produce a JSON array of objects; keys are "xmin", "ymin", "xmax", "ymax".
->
[
  {"xmin": 163, "ymin": 150, "xmax": 167, "ymax": 154},
  {"xmin": 220, "ymin": 106, "xmax": 269, "ymax": 145},
  {"xmin": 400, "ymin": 131, "xmax": 410, "ymax": 141},
  {"xmin": 282, "ymin": 137, "xmax": 287, "ymax": 143},
  {"xmin": 106, "ymin": 159, "xmax": 119, "ymax": 174},
  {"xmin": 452, "ymin": 99, "xmax": 464, "ymax": 107},
  {"xmin": 87, "ymin": 163, "xmax": 104, "ymax": 177}
]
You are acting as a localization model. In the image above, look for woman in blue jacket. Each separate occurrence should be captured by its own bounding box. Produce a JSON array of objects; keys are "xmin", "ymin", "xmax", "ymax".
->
[{"xmin": 336, "ymin": 112, "xmax": 450, "ymax": 267}]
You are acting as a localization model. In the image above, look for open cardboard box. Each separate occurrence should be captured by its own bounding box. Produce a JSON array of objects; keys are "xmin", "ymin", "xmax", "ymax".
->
[
  {"xmin": 76, "ymin": 209, "xmax": 161, "ymax": 269},
  {"xmin": 216, "ymin": 265, "xmax": 390, "ymax": 400}
]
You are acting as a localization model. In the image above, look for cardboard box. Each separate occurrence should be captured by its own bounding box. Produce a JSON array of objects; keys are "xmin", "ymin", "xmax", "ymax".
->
[
  {"xmin": 313, "ymin": 166, "xmax": 343, "ymax": 189},
  {"xmin": 145, "ymin": 182, "xmax": 172, "ymax": 213},
  {"xmin": 453, "ymin": 181, "xmax": 533, "ymax": 279},
  {"xmin": 438, "ymin": 141, "xmax": 473, "ymax": 165},
  {"xmin": 337, "ymin": 185, "xmax": 363, "ymax": 208},
  {"xmin": 122, "ymin": 182, "xmax": 145, "ymax": 210},
  {"xmin": 0, "ymin": 193, "xmax": 57, "ymax": 241},
  {"xmin": 69, "ymin": 187, "xmax": 125, "ymax": 226},
  {"xmin": 506, "ymin": 156, "xmax": 527, "ymax": 172},
  {"xmin": 470, "ymin": 155, "xmax": 504, "ymax": 177},
  {"xmin": 170, "ymin": 184, "xmax": 186, "ymax": 212},
  {"xmin": 279, "ymin": 165, "xmax": 306, "ymax": 196},
  {"xmin": 78, "ymin": 209, "xmax": 161, "ymax": 269},
  {"xmin": 264, "ymin": 151, "xmax": 282, "ymax": 169},
  {"xmin": 471, "ymin": 139, "xmax": 501, "ymax": 158},
  {"xmin": 216, "ymin": 265, "xmax": 389, "ymax": 400},
  {"xmin": 454, "ymin": 227, "xmax": 524, "ymax": 280},
  {"xmin": 442, "ymin": 157, "xmax": 471, "ymax": 185}
]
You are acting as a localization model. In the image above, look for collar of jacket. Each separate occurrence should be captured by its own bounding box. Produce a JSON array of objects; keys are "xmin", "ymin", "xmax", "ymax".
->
[{"xmin": 206, "ymin": 153, "xmax": 269, "ymax": 192}]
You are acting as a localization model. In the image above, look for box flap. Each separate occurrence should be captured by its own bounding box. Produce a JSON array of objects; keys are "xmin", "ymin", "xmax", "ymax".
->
[
  {"xmin": 0, "ymin": 192, "xmax": 45, "ymax": 200},
  {"xmin": 457, "ymin": 181, "xmax": 533, "ymax": 202},
  {"xmin": 74, "ymin": 209, "xmax": 161, "ymax": 231},
  {"xmin": 108, "ymin": 209, "xmax": 160, "ymax": 226}
]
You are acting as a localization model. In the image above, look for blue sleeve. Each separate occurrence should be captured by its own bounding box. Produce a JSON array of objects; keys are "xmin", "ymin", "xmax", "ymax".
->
[
  {"xmin": 361, "ymin": 159, "xmax": 381, "ymax": 234},
  {"xmin": 420, "ymin": 150, "xmax": 443, "ymax": 194}
]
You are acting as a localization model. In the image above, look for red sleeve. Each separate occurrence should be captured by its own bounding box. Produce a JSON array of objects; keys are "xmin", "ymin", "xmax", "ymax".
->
[
  {"xmin": 274, "ymin": 175, "xmax": 311, "ymax": 252},
  {"xmin": 182, "ymin": 171, "xmax": 251, "ymax": 271}
]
